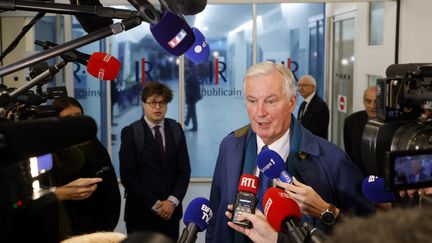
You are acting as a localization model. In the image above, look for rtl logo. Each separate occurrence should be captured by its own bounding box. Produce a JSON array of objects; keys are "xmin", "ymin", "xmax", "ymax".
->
[{"xmin": 241, "ymin": 177, "xmax": 257, "ymax": 189}]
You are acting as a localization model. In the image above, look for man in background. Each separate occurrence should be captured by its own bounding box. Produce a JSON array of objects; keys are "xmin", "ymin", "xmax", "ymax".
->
[
  {"xmin": 297, "ymin": 75, "xmax": 329, "ymax": 139},
  {"xmin": 343, "ymin": 85, "xmax": 377, "ymax": 176}
]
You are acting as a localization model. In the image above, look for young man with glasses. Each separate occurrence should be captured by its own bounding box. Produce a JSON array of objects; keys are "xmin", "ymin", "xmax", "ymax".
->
[{"xmin": 119, "ymin": 82, "xmax": 191, "ymax": 241}]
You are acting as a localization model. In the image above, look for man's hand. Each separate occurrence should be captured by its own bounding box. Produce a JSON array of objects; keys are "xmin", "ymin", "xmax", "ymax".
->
[
  {"xmin": 276, "ymin": 177, "xmax": 339, "ymax": 219},
  {"xmin": 156, "ymin": 200, "xmax": 176, "ymax": 220},
  {"xmin": 225, "ymin": 204, "xmax": 278, "ymax": 243},
  {"xmin": 54, "ymin": 177, "xmax": 102, "ymax": 201}
]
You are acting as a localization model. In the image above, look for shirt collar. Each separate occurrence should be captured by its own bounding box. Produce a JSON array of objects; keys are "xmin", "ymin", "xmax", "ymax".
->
[
  {"xmin": 144, "ymin": 116, "xmax": 164, "ymax": 130},
  {"xmin": 256, "ymin": 128, "xmax": 291, "ymax": 162},
  {"xmin": 304, "ymin": 92, "xmax": 316, "ymax": 104}
]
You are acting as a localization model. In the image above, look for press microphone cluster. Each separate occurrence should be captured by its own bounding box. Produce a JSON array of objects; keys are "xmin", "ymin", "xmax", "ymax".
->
[
  {"xmin": 231, "ymin": 174, "xmax": 259, "ymax": 228},
  {"xmin": 257, "ymin": 148, "xmax": 293, "ymax": 184},
  {"xmin": 178, "ymin": 197, "xmax": 213, "ymax": 243}
]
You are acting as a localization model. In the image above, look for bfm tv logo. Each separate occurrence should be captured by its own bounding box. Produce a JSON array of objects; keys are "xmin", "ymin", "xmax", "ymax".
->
[{"xmin": 138, "ymin": 58, "xmax": 299, "ymax": 85}]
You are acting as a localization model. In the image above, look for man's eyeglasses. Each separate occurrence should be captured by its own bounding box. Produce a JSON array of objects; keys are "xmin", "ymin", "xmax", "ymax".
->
[{"xmin": 146, "ymin": 100, "xmax": 167, "ymax": 108}]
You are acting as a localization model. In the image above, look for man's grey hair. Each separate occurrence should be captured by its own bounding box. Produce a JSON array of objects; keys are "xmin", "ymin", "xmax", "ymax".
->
[
  {"xmin": 299, "ymin": 74, "xmax": 317, "ymax": 87},
  {"xmin": 243, "ymin": 61, "xmax": 297, "ymax": 98}
]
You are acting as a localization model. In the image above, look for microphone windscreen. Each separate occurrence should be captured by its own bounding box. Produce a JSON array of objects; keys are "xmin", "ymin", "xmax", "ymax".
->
[
  {"xmin": 362, "ymin": 175, "xmax": 396, "ymax": 203},
  {"xmin": 256, "ymin": 149, "xmax": 285, "ymax": 179},
  {"xmin": 263, "ymin": 187, "xmax": 301, "ymax": 232},
  {"xmin": 0, "ymin": 116, "xmax": 97, "ymax": 166},
  {"xmin": 183, "ymin": 197, "xmax": 213, "ymax": 232},
  {"xmin": 150, "ymin": 11, "xmax": 195, "ymax": 56},
  {"xmin": 175, "ymin": 0, "xmax": 207, "ymax": 15},
  {"xmin": 185, "ymin": 28, "xmax": 210, "ymax": 64},
  {"xmin": 237, "ymin": 174, "xmax": 259, "ymax": 195},
  {"xmin": 87, "ymin": 52, "xmax": 121, "ymax": 80},
  {"xmin": 69, "ymin": 0, "xmax": 113, "ymax": 33}
]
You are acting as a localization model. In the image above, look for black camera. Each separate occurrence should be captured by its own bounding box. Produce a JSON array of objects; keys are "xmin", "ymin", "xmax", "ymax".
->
[{"xmin": 362, "ymin": 63, "xmax": 432, "ymax": 191}]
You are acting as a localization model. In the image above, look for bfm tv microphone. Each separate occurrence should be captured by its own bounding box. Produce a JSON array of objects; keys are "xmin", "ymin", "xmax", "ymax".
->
[
  {"xmin": 69, "ymin": 0, "xmax": 113, "ymax": 33},
  {"xmin": 231, "ymin": 174, "xmax": 259, "ymax": 228},
  {"xmin": 185, "ymin": 27, "xmax": 210, "ymax": 64},
  {"xmin": 178, "ymin": 197, "xmax": 213, "ymax": 243},
  {"xmin": 150, "ymin": 11, "xmax": 195, "ymax": 56},
  {"xmin": 362, "ymin": 175, "xmax": 397, "ymax": 203},
  {"xmin": 86, "ymin": 52, "xmax": 121, "ymax": 80},
  {"xmin": 0, "ymin": 116, "xmax": 97, "ymax": 166},
  {"xmin": 263, "ymin": 187, "xmax": 308, "ymax": 243},
  {"xmin": 257, "ymin": 148, "xmax": 293, "ymax": 184}
]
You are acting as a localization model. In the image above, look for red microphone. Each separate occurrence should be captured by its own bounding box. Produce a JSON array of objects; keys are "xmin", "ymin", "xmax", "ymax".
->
[
  {"xmin": 263, "ymin": 187, "xmax": 301, "ymax": 232},
  {"xmin": 86, "ymin": 52, "xmax": 121, "ymax": 80},
  {"xmin": 231, "ymin": 174, "xmax": 259, "ymax": 228}
]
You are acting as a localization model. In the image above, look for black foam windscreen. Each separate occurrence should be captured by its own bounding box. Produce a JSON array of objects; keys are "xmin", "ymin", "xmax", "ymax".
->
[
  {"xmin": 0, "ymin": 116, "xmax": 97, "ymax": 166},
  {"xmin": 174, "ymin": 0, "xmax": 207, "ymax": 15},
  {"xmin": 69, "ymin": 0, "xmax": 113, "ymax": 33}
]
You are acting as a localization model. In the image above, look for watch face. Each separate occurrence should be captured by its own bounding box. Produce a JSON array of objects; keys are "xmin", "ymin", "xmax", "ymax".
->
[{"xmin": 322, "ymin": 211, "xmax": 335, "ymax": 225}]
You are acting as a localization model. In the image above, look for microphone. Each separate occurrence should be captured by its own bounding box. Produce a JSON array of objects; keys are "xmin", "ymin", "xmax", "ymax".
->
[
  {"xmin": 69, "ymin": 0, "xmax": 113, "ymax": 33},
  {"xmin": 15, "ymin": 91, "xmax": 44, "ymax": 106},
  {"xmin": 172, "ymin": 0, "xmax": 207, "ymax": 15},
  {"xmin": 231, "ymin": 174, "xmax": 259, "ymax": 228},
  {"xmin": 86, "ymin": 52, "xmax": 121, "ymax": 80},
  {"xmin": 0, "ymin": 116, "xmax": 97, "ymax": 166},
  {"xmin": 178, "ymin": 197, "xmax": 213, "ymax": 243},
  {"xmin": 361, "ymin": 175, "xmax": 397, "ymax": 203},
  {"xmin": 256, "ymin": 148, "xmax": 293, "ymax": 183},
  {"xmin": 150, "ymin": 11, "xmax": 195, "ymax": 56},
  {"xmin": 185, "ymin": 27, "xmax": 210, "ymax": 64},
  {"xmin": 263, "ymin": 187, "xmax": 307, "ymax": 243}
]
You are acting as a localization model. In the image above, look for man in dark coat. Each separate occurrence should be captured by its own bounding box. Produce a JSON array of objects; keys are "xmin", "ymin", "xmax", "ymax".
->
[{"xmin": 297, "ymin": 75, "xmax": 329, "ymax": 139}]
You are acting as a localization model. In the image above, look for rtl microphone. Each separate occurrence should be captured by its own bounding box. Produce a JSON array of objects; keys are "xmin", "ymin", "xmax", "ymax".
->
[
  {"xmin": 362, "ymin": 175, "xmax": 396, "ymax": 203},
  {"xmin": 185, "ymin": 27, "xmax": 210, "ymax": 64},
  {"xmin": 86, "ymin": 52, "xmax": 121, "ymax": 80},
  {"xmin": 257, "ymin": 148, "xmax": 293, "ymax": 183},
  {"xmin": 231, "ymin": 174, "xmax": 259, "ymax": 228},
  {"xmin": 178, "ymin": 197, "xmax": 213, "ymax": 243},
  {"xmin": 150, "ymin": 11, "xmax": 195, "ymax": 56},
  {"xmin": 263, "ymin": 187, "xmax": 307, "ymax": 243}
]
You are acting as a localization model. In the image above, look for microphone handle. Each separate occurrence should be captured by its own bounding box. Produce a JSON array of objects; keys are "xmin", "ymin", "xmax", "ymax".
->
[
  {"xmin": 281, "ymin": 218, "xmax": 307, "ymax": 243},
  {"xmin": 178, "ymin": 223, "xmax": 199, "ymax": 243}
]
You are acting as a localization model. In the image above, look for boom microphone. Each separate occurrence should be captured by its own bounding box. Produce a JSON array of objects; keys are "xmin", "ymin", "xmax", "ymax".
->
[
  {"xmin": 231, "ymin": 174, "xmax": 259, "ymax": 228},
  {"xmin": 185, "ymin": 28, "xmax": 210, "ymax": 64},
  {"xmin": 0, "ymin": 116, "xmax": 97, "ymax": 166},
  {"xmin": 362, "ymin": 175, "xmax": 397, "ymax": 203},
  {"xmin": 257, "ymin": 148, "xmax": 293, "ymax": 183},
  {"xmin": 172, "ymin": 0, "xmax": 207, "ymax": 15},
  {"xmin": 179, "ymin": 197, "xmax": 213, "ymax": 243},
  {"xmin": 150, "ymin": 11, "xmax": 195, "ymax": 56},
  {"xmin": 69, "ymin": 0, "xmax": 113, "ymax": 33},
  {"xmin": 87, "ymin": 52, "xmax": 121, "ymax": 80}
]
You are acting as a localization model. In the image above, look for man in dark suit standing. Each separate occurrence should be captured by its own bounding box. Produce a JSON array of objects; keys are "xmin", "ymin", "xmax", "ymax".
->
[
  {"xmin": 343, "ymin": 85, "xmax": 377, "ymax": 176},
  {"xmin": 297, "ymin": 75, "xmax": 329, "ymax": 139},
  {"xmin": 119, "ymin": 82, "xmax": 191, "ymax": 241}
]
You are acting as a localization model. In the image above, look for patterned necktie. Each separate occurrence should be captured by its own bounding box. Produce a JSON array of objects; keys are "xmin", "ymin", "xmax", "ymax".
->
[
  {"xmin": 154, "ymin": 125, "xmax": 164, "ymax": 160},
  {"xmin": 298, "ymin": 101, "xmax": 307, "ymax": 120},
  {"xmin": 256, "ymin": 145, "xmax": 271, "ymax": 212}
]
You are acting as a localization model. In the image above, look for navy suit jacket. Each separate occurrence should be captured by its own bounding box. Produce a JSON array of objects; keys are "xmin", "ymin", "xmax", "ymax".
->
[
  {"xmin": 298, "ymin": 93, "xmax": 329, "ymax": 139},
  {"xmin": 206, "ymin": 118, "xmax": 374, "ymax": 243},
  {"xmin": 119, "ymin": 117, "xmax": 191, "ymax": 227}
]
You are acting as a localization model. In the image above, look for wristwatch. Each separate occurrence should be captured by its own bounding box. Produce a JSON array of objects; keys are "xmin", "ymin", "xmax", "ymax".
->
[{"xmin": 320, "ymin": 204, "xmax": 337, "ymax": 226}]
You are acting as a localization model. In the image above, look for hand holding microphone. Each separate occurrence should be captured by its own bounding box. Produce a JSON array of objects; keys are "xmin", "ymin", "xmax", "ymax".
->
[
  {"xmin": 231, "ymin": 174, "xmax": 259, "ymax": 228},
  {"xmin": 225, "ymin": 205, "xmax": 278, "ymax": 243}
]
